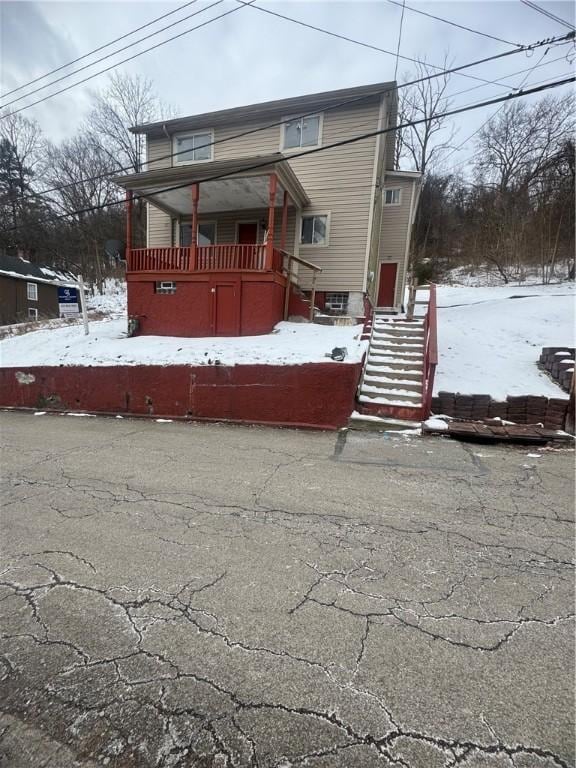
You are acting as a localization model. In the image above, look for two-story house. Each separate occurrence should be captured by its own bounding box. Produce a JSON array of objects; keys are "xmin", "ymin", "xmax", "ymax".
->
[{"xmin": 113, "ymin": 80, "xmax": 421, "ymax": 337}]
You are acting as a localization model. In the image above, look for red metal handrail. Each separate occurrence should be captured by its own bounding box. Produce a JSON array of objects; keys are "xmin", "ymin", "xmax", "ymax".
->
[
  {"xmin": 127, "ymin": 245, "xmax": 284, "ymax": 273},
  {"xmin": 421, "ymin": 283, "xmax": 438, "ymax": 419}
]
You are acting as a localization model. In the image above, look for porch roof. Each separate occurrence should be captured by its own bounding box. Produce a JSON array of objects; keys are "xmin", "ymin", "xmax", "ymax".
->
[{"xmin": 112, "ymin": 154, "xmax": 310, "ymax": 216}]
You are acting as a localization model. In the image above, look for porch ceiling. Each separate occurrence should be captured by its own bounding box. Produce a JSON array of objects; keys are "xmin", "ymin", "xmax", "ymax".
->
[{"xmin": 112, "ymin": 154, "xmax": 310, "ymax": 216}]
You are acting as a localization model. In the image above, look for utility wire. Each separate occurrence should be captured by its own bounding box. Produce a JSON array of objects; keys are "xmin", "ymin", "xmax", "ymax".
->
[
  {"xmin": 520, "ymin": 0, "xmax": 575, "ymax": 31},
  {"xmin": 0, "ymin": 0, "xmax": 253, "ymax": 119},
  {"xmin": 443, "ymin": 47, "xmax": 552, "ymax": 165},
  {"xmin": 384, "ymin": 0, "xmax": 521, "ymax": 46},
  {"xmin": 12, "ymin": 32, "xmax": 573, "ymax": 204},
  {"xmin": 234, "ymin": 0, "xmax": 522, "ymax": 90},
  {"xmin": 393, "ymin": 0, "xmax": 407, "ymax": 81},
  {"xmin": 1, "ymin": 0, "xmax": 200, "ymax": 100},
  {"xmin": 2, "ymin": 74, "xmax": 573, "ymax": 234},
  {"xmin": 1, "ymin": 0, "xmax": 216, "ymax": 109}
]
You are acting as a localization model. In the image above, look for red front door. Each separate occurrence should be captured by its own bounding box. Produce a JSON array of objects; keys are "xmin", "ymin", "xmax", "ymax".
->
[
  {"xmin": 212, "ymin": 283, "xmax": 238, "ymax": 336},
  {"xmin": 377, "ymin": 262, "xmax": 398, "ymax": 307},
  {"xmin": 237, "ymin": 222, "xmax": 258, "ymax": 244}
]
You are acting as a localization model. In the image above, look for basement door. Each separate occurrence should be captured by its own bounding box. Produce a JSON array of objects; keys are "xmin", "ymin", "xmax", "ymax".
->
[
  {"xmin": 212, "ymin": 283, "xmax": 239, "ymax": 336},
  {"xmin": 377, "ymin": 262, "xmax": 398, "ymax": 307}
]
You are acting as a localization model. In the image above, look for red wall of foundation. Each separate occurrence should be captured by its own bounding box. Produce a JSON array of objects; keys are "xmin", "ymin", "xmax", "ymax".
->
[
  {"xmin": 0, "ymin": 363, "xmax": 362, "ymax": 429},
  {"xmin": 128, "ymin": 273, "xmax": 287, "ymax": 337}
]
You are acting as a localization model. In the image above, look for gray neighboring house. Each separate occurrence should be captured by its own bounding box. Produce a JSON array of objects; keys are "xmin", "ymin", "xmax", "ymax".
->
[
  {"xmin": 116, "ymin": 80, "xmax": 421, "ymax": 317},
  {"xmin": 0, "ymin": 254, "xmax": 78, "ymax": 325}
]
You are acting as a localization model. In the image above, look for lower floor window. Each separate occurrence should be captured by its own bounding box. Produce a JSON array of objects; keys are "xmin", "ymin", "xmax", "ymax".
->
[
  {"xmin": 28, "ymin": 307, "xmax": 38, "ymax": 319},
  {"xmin": 179, "ymin": 221, "xmax": 216, "ymax": 246},
  {"xmin": 325, "ymin": 292, "xmax": 348, "ymax": 314},
  {"xmin": 155, "ymin": 281, "xmax": 176, "ymax": 294}
]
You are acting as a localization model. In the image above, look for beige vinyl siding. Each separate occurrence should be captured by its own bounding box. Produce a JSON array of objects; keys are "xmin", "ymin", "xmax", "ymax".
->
[
  {"xmin": 145, "ymin": 96, "xmax": 385, "ymax": 291},
  {"xmin": 378, "ymin": 177, "xmax": 417, "ymax": 306},
  {"xmin": 148, "ymin": 204, "xmax": 172, "ymax": 247},
  {"xmin": 383, "ymin": 91, "xmax": 398, "ymax": 171}
]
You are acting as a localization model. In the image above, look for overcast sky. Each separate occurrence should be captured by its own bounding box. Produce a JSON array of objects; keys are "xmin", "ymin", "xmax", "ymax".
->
[{"xmin": 1, "ymin": 0, "xmax": 574, "ymax": 173}]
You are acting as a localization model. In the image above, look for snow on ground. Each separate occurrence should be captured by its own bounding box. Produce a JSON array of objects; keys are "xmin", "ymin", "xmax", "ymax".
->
[
  {"xmin": 0, "ymin": 319, "xmax": 366, "ymax": 368},
  {"xmin": 87, "ymin": 279, "xmax": 126, "ymax": 317},
  {"xmin": 434, "ymin": 282, "xmax": 575, "ymax": 399}
]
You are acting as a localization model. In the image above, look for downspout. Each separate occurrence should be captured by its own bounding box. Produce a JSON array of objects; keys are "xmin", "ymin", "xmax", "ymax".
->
[
  {"xmin": 362, "ymin": 94, "xmax": 386, "ymax": 294},
  {"xmin": 401, "ymin": 180, "xmax": 418, "ymax": 306}
]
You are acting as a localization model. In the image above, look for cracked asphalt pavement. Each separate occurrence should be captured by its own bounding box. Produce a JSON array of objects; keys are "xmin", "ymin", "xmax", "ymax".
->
[{"xmin": 0, "ymin": 411, "xmax": 574, "ymax": 768}]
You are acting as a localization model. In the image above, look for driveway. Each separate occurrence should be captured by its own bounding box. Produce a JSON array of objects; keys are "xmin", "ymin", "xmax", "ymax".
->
[{"xmin": 0, "ymin": 412, "xmax": 574, "ymax": 767}]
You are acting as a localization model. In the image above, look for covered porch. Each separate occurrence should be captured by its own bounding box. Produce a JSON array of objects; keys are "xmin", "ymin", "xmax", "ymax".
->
[
  {"xmin": 115, "ymin": 155, "xmax": 310, "ymax": 275},
  {"xmin": 113, "ymin": 156, "xmax": 320, "ymax": 337}
]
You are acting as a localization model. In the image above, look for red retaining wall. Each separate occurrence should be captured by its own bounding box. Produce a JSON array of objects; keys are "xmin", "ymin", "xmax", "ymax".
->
[{"xmin": 0, "ymin": 363, "xmax": 362, "ymax": 429}]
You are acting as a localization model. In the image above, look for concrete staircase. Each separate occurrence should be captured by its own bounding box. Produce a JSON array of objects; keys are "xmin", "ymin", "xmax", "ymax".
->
[{"xmin": 353, "ymin": 312, "xmax": 426, "ymax": 426}]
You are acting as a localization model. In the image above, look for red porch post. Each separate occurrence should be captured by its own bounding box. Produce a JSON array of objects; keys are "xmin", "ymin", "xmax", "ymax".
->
[
  {"xmin": 280, "ymin": 189, "xmax": 289, "ymax": 252},
  {"xmin": 125, "ymin": 189, "xmax": 133, "ymax": 266},
  {"xmin": 266, "ymin": 173, "xmax": 277, "ymax": 270},
  {"xmin": 191, "ymin": 182, "xmax": 200, "ymax": 270}
]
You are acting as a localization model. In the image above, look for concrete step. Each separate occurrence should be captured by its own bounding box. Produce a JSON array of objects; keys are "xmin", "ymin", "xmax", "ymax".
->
[
  {"xmin": 372, "ymin": 331, "xmax": 425, "ymax": 341},
  {"xmin": 364, "ymin": 367, "xmax": 421, "ymax": 381},
  {"xmin": 363, "ymin": 376, "xmax": 422, "ymax": 393},
  {"xmin": 348, "ymin": 412, "xmax": 421, "ymax": 432},
  {"xmin": 371, "ymin": 342, "xmax": 424, "ymax": 353},
  {"xmin": 359, "ymin": 393, "xmax": 423, "ymax": 407},
  {"xmin": 367, "ymin": 353, "xmax": 424, "ymax": 372},
  {"xmin": 369, "ymin": 350, "xmax": 424, "ymax": 360},
  {"xmin": 359, "ymin": 388, "xmax": 422, "ymax": 405}
]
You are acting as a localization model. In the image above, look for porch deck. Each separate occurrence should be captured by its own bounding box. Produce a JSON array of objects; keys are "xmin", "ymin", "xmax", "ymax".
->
[{"xmin": 127, "ymin": 245, "xmax": 284, "ymax": 274}]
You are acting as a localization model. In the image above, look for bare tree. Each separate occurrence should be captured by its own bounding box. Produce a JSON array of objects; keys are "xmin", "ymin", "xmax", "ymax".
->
[
  {"xmin": 44, "ymin": 133, "xmax": 120, "ymax": 214},
  {"xmin": 475, "ymin": 94, "xmax": 575, "ymax": 192},
  {"xmin": 396, "ymin": 57, "xmax": 456, "ymax": 175},
  {"xmin": 87, "ymin": 72, "xmax": 174, "ymax": 173}
]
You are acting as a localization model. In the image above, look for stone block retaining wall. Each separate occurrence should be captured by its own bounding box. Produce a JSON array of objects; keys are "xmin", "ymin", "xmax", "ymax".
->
[{"xmin": 431, "ymin": 392, "xmax": 569, "ymax": 431}]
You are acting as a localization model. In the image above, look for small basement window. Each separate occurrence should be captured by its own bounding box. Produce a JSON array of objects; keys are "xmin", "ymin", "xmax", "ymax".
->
[
  {"xmin": 325, "ymin": 292, "xmax": 349, "ymax": 314},
  {"xmin": 27, "ymin": 282, "xmax": 38, "ymax": 300},
  {"xmin": 155, "ymin": 281, "xmax": 176, "ymax": 294},
  {"xmin": 28, "ymin": 307, "xmax": 39, "ymax": 319},
  {"xmin": 384, "ymin": 188, "xmax": 402, "ymax": 205},
  {"xmin": 301, "ymin": 214, "xmax": 328, "ymax": 245}
]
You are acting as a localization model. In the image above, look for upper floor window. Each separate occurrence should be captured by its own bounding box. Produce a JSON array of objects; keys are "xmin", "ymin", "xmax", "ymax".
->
[
  {"xmin": 27, "ymin": 282, "xmax": 38, "ymax": 301},
  {"xmin": 301, "ymin": 214, "xmax": 329, "ymax": 246},
  {"xmin": 384, "ymin": 188, "xmax": 402, "ymax": 205},
  {"xmin": 173, "ymin": 131, "xmax": 213, "ymax": 164},
  {"xmin": 282, "ymin": 115, "xmax": 322, "ymax": 150}
]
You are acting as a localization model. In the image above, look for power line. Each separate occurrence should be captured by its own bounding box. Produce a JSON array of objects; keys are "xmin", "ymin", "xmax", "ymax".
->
[
  {"xmin": 393, "ymin": 0, "xmax": 407, "ymax": 81},
  {"xmin": 12, "ymin": 33, "xmax": 573, "ymax": 205},
  {"xmin": 0, "ymin": 0, "xmax": 252, "ymax": 119},
  {"xmin": 443, "ymin": 47, "xmax": 553, "ymax": 165},
  {"xmin": 520, "ymin": 0, "xmax": 575, "ymax": 31},
  {"xmin": 1, "ymin": 0, "xmax": 217, "ymax": 109},
  {"xmin": 234, "ymin": 0, "xmax": 523, "ymax": 90},
  {"xmin": 0, "ymin": 0, "xmax": 200, "ymax": 101},
  {"xmin": 384, "ymin": 0, "xmax": 521, "ymax": 46},
  {"xmin": 2, "ymin": 75, "xmax": 573, "ymax": 234}
]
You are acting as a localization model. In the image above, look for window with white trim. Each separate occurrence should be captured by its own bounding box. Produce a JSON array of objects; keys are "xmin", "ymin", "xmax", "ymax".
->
[
  {"xmin": 27, "ymin": 282, "xmax": 38, "ymax": 301},
  {"xmin": 300, "ymin": 215, "xmax": 328, "ymax": 246},
  {"xmin": 173, "ymin": 131, "xmax": 213, "ymax": 164},
  {"xmin": 28, "ymin": 307, "xmax": 39, "ymax": 319},
  {"xmin": 155, "ymin": 281, "xmax": 176, "ymax": 294},
  {"xmin": 283, "ymin": 115, "xmax": 321, "ymax": 149},
  {"xmin": 179, "ymin": 221, "xmax": 216, "ymax": 246},
  {"xmin": 384, "ymin": 188, "xmax": 402, "ymax": 205}
]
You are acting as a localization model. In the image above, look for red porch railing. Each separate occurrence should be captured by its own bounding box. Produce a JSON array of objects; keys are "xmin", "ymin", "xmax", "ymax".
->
[
  {"xmin": 421, "ymin": 283, "xmax": 438, "ymax": 419},
  {"xmin": 127, "ymin": 245, "xmax": 285, "ymax": 273}
]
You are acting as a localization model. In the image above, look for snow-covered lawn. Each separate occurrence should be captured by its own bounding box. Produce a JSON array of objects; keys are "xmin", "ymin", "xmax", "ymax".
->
[
  {"xmin": 434, "ymin": 282, "xmax": 575, "ymax": 399},
  {"xmin": 0, "ymin": 319, "xmax": 366, "ymax": 368}
]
